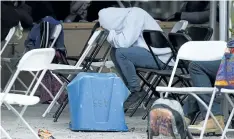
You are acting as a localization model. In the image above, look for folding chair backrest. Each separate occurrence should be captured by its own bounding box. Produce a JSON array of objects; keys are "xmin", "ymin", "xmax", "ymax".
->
[
  {"xmin": 78, "ymin": 22, "xmax": 101, "ymax": 56},
  {"xmin": 143, "ymin": 30, "xmax": 171, "ymax": 49},
  {"xmin": 17, "ymin": 48, "xmax": 55, "ymax": 71},
  {"xmin": 168, "ymin": 32, "xmax": 191, "ymax": 52},
  {"xmin": 177, "ymin": 41, "xmax": 227, "ymax": 61},
  {"xmin": 49, "ymin": 24, "xmax": 62, "ymax": 48},
  {"xmin": 186, "ymin": 26, "xmax": 213, "ymax": 41},
  {"xmin": 1, "ymin": 27, "xmax": 16, "ymax": 55},
  {"xmin": 143, "ymin": 30, "xmax": 175, "ymax": 69},
  {"xmin": 168, "ymin": 26, "xmax": 213, "ymax": 54},
  {"xmin": 170, "ymin": 20, "xmax": 188, "ymax": 33}
]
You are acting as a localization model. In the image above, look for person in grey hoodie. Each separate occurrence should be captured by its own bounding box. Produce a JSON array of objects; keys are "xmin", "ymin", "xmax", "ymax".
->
[{"xmin": 98, "ymin": 7, "xmax": 174, "ymax": 109}]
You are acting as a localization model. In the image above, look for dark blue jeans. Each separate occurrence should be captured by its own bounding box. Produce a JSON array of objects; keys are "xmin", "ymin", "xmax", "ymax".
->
[
  {"xmin": 110, "ymin": 47, "xmax": 165, "ymax": 92},
  {"xmin": 183, "ymin": 60, "xmax": 223, "ymax": 119}
]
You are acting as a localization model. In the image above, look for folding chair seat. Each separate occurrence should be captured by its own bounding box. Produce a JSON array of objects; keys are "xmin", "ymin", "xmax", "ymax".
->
[{"xmin": 156, "ymin": 41, "xmax": 227, "ymax": 139}]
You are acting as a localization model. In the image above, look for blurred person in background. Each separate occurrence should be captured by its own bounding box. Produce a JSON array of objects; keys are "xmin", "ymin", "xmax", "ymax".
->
[{"xmin": 168, "ymin": 1, "xmax": 219, "ymax": 24}]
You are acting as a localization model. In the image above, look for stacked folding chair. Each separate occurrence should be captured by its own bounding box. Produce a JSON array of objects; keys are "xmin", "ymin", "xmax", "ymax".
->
[
  {"xmin": 42, "ymin": 22, "xmax": 112, "ymax": 122},
  {"xmin": 156, "ymin": 41, "xmax": 227, "ymax": 139}
]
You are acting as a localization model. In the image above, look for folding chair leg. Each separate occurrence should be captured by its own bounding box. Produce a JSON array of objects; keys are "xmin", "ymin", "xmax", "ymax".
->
[
  {"xmin": 0, "ymin": 126, "xmax": 12, "ymax": 139},
  {"xmin": 221, "ymin": 107, "xmax": 234, "ymax": 139},
  {"xmin": 142, "ymin": 105, "xmax": 151, "ymax": 120},
  {"xmin": 144, "ymin": 93, "xmax": 154, "ymax": 107},
  {"xmin": 5, "ymin": 63, "xmax": 28, "ymax": 91},
  {"xmin": 29, "ymin": 71, "xmax": 59, "ymax": 105},
  {"xmin": 8, "ymin": 105, "xmax": 40, "ymax": 139},
  {"xmin": 42, "ymin": 83, "xmax": 67, "ymax": 117},
  {"xmin": 54, "ymin": 97, "xmax": 68, "ymax": 122},
  {"xmin": 129, "ymin": 90, "xmax": 149, "ymax": 117},
  {"xmin": 221, "ymin": 94, "xmax": 234, "ymax": 139},
  {"xmin": 193, "ymin": 90, "xmax": 224, "ymax": 139},
  {"xmin": 53, "ymin": 95, "xmax": 68, "ymax": 118},
  {"xmin": 191, "ymin": 93, "xmax": 225, "ymax": 136},
  {"xmin": 191, "ymin": 111, "xmax": 201, "ymax": 125},
  {"xmin": 19, "ymin": 70, "xmax": 47, "ymax": 118}
]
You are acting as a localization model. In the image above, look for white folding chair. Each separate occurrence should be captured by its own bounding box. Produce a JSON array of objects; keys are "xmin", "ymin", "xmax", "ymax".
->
[
  {"xmin": 18, "ymin": 23, "xmax": 63, "ymax": 116},
  {"xmin": 1, "ymin": 48, "xmax": 80, "ymax": 139},
  {"xmin": 42, "ymin": 30, "xmax": 103, "ymax": 117},
  {"xmin": 155, "ymin": 41, "xmax": 227, "ymax": 139},
  {"xmin": 26, "ymin": 23, "xmax": 63, "ymax": 100},
  {"xmin": 0, "ymin": 48, "xmax": 56, "ymax": 139}
]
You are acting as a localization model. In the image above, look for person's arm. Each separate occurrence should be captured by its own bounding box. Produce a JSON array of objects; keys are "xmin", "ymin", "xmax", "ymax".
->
[
  {"xmin": 107, "ymin": 12, "xmax": 144, "ymax": 48},
  {"xmin": 180, "ymin": 10, "xmax": 210, "ymax": 24}
]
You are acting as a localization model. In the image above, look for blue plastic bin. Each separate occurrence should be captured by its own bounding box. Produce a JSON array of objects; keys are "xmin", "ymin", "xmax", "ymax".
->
[{"xmin": 67, "ymin": 72, "xmax": 128, "ymax": 131}]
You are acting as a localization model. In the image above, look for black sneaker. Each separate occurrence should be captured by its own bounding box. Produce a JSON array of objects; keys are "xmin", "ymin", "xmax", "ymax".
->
[{"xmin": 124, "ymin": 91, "xmax": 145, "ymax": 111}]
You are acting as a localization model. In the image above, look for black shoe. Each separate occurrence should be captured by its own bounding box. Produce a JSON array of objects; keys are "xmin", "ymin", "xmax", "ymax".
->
[{"xmin": 124, "ymin": 91, "xmax": 145, "ymax": 111}]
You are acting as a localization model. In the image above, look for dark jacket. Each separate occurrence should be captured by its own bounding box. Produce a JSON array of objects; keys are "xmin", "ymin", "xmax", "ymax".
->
[
  {"xmin": 180, "ymin": 1, "xmax": 219, "ymax": 24},
  {"xmin": 24, "ymin": 16, "xmax": 65, "ymax": 52},
  {"xmin": 1, "ymin": 3, "xmax": 20, "ymax": 41}
]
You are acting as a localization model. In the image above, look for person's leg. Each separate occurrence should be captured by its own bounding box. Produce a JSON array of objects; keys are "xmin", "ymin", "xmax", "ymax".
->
[
  {"xmin": 110, "ymin": 46, "xmax": 165, "ymax": 92},
  {"xmin": 188, "ymin": 60, "xmax": 224, "ymax": 133},
  {"xmin": 188, "ymin": 60, "xmax": 223, "ymax": 118},
  {"xmin": 110, "ymin": 48, "xmax": 128, "ymax": 86},
  {"xmin": 110, "ymin": 47, "xmax": 165, "ymax": 109},
  {"xmin": 183, "ymin": 94, "xmax": 200, "ymax": 123}
]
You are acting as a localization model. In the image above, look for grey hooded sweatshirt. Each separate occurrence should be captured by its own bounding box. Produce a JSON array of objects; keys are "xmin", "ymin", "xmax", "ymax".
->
[{"xmin": 98, "ymin": 7, "xmax": 174, "ymax": 66}]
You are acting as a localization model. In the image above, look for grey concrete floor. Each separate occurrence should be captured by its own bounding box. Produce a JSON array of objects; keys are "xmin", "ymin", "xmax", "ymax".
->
[{"xmin": 1, "ymin": 104, "xmax": 234, "ymax": 139}]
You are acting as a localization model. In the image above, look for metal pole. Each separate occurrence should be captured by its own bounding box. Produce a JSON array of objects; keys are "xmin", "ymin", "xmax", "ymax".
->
[
  {"xmin": 210, "ymin": 1, "xmax": 217, "ymax": 40},
  {"xmin": 219, "ymin": 0, "xmax": 228, "ymax": 41}
]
